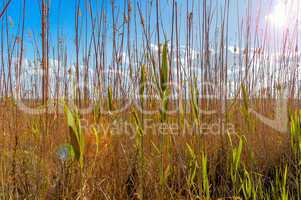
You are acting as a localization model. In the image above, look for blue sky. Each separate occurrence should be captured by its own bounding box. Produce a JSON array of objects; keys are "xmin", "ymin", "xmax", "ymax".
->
[
  {"xmin": 3, "ymin": 0, "xmax": 301, "ymax": 98},
  {"xmin": 1, "ymin": 0, "xmax": 285, "ymax": 62}
]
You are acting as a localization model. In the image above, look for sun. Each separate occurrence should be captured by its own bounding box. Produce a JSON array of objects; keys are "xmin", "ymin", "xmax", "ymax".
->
[
  {"xmin": 266, "ymin": 1, "xmax": 287, "ymax": 28},
  {"xmin": 266, "ymin": 0, "xmax": 300, "ymax": 28}
]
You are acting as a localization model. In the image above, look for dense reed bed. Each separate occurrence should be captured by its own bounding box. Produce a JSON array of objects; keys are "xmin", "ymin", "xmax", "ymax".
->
[{"xmin": 0, "ymin": 0, "xmax": 300, "ymax": 199}]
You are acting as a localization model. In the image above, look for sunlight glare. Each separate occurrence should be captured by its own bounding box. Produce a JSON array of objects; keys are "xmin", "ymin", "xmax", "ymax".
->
[{"xmin": 266, "ymin": 0, "xmax": 300, "ymax": 28}]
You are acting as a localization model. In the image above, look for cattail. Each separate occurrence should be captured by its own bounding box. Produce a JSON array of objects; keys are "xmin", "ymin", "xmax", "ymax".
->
[
  {"xmin": 27, "ymin": 30, "xmax": 32, "ymax": 38},
  {"xmin": 140, "ymin": 64, "xmax": 146, "ymax": 101},
  {"xmin": 159, "ymin": 42, "xmax": 169, "ymax": 120},
  {"xmin": 78, "ymin": 8, "xmax": 82, "ymax": 17},
  {"xmin": 160, "ymin": 42, "xmax": 169, "ymax": 93},
  {"xmin": 8, "ymin": 16, "xmax": 14, "ymax": 27},
  {"xmin": 108, "ymin": 86, "xmax": 113, "ymax": 112}
]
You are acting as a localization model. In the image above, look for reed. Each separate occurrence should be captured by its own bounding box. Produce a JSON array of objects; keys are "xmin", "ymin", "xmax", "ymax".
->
[{"xmin": 0, "ymin": 0, "xmax": 300, "ymax": 199}]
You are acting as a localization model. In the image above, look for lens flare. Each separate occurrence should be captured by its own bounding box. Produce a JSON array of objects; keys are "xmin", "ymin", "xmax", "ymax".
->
[{"xmin": 266, "ymin": 0, "xmax": 300, "ymax": 28}]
